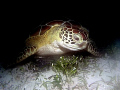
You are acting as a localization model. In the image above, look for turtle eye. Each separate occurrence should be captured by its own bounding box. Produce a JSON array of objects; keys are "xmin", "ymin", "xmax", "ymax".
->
[{"xmin": 73, "ymin": 34, "xmax": 80, "ymax": 41}]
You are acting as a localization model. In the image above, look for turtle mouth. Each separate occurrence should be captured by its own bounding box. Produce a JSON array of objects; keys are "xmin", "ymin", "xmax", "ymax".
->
[
  {"xmin": 77, "ymin": 41, "xmax": 88, "ymax": 48},
  {"xmin": 58, "ymin": 40, "xmax": 88, "ymax": 51}
]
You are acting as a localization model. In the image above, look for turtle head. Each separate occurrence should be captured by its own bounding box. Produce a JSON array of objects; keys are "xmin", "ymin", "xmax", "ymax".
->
[{"xmin": 59, "ymin": 21, "xmax": 89, "ymax": 51}]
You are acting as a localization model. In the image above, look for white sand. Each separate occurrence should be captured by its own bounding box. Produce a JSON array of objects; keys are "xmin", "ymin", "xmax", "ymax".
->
[{"xmin": 0, "ymin": 46, "xmax": 120, "ymax": 90}]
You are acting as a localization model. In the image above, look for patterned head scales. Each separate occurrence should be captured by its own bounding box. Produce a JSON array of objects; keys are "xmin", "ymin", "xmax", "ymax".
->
[{"xmin": 56, "ymin": 20, "xmax": 89, "ymax": 51}]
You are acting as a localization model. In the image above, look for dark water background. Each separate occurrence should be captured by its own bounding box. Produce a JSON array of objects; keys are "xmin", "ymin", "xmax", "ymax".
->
[{"xmin": 1, "ymin": 3, "xmax": 120, "ymax": 64}]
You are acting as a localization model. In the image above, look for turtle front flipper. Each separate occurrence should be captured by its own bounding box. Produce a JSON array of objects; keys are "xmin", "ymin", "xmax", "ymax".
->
[
  {"xmin": 86, "ymin": 42, "xmax": 101, "ymax": 57},
  {"xmin": 7, "ymin": 46, "xmax": 38, "ymax": 68}
]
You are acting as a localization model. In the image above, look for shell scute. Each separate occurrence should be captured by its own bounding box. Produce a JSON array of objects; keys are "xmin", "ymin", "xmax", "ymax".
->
[
  {"xmin": 30, "ymin": 25, "xmax": 51, "ymax": 37},
  {"xmin": 29, "ymin": 20, "xmax": 67, "ymax": 37},
  {"xmin": 47, "ymin": 20, "xmax": 64, "ymax": 26}
]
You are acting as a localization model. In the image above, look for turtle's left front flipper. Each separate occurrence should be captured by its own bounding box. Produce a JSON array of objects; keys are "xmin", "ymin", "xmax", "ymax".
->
[
  {"xmin": 86, "ymin": 42, "xmax": 101, "ymax": 57},
  {"xmin": 5, "ymin": 46, "xmax": 38, "ymax": 68}
]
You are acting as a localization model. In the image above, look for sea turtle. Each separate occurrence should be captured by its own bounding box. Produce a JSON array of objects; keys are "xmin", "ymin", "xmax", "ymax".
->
[{"xmin": 7, "ymin": 20, "xmax": 100, "ymax": 67}]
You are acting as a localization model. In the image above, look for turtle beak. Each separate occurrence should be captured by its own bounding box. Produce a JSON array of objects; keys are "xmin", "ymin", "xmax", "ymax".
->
[{"xmin": 77, "ymin": 41, "xmax": 88, "ymax": 49}]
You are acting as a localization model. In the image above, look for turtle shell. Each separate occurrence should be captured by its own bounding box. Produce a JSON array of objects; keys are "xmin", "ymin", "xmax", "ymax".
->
[
  {"xmin": 29, "ymin": 20, "xmax": 89, "ymax": 40},
  {"xmin": 29, "ymin": 20, "xmax": 63, "ymax": 37}
]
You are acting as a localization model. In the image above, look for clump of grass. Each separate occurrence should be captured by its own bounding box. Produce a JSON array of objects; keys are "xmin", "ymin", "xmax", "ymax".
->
[
  {"xmin": 41, "ymin": 55, "xmax": 92, "ymax": 90},
  {"xmin": 40, "ymin": 55, "xmax": 80, "ymax": 90},
  {"xmin": 52, "ymin": 55, "xmax": 79, "ymax": 77}
]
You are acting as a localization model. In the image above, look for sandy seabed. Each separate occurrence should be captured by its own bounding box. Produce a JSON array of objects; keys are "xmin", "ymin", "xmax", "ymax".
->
[{"xmin": 0, "ymin": 44, "xmax": 120, "ymax": 90}]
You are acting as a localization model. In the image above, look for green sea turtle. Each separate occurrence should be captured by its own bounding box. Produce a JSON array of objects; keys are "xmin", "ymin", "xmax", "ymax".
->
[{"xmin": 7, "ymin": 20, "xmax": 100, "ymax": 67}]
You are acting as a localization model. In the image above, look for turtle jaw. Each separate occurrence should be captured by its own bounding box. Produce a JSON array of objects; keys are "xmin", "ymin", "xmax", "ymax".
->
[
  {"xmin": 77, "ymin": 41, "xmax": 88, "ymax": 50},
  {"xmin": 58, "ymin": 40, "xmax": 88, "ymax": 51}
]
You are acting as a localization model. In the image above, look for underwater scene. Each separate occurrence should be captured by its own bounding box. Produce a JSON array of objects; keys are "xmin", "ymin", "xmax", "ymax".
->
[
  {"xmin": 1, "ymin": 8, "xmax": 120, "ymax": 89},
  {"xmin": 0, "ymin": 39, "xmax": 120, "ymax": 90}
]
